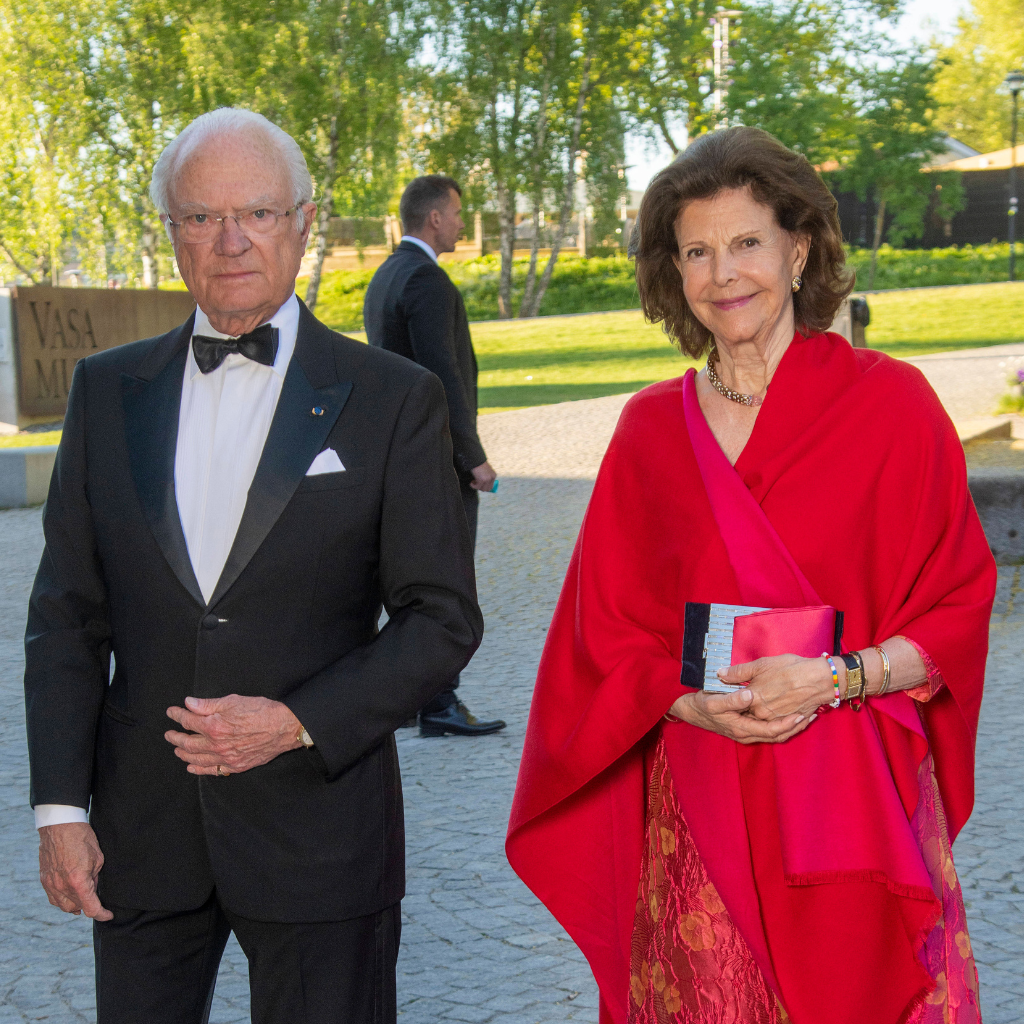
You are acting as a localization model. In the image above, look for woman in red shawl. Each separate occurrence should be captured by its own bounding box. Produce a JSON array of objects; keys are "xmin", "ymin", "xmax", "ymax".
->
[{"xmin": 506, "ymin": 126, "xmax": 995, "ymax": 1024}]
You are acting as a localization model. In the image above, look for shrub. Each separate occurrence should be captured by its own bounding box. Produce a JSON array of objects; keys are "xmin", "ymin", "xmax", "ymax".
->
[{"xmin": 303, "ymin": 243, "xmax": 1018, "ymax": 333}]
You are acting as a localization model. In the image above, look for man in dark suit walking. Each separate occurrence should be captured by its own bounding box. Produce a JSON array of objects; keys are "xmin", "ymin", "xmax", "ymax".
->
[
  {"xmin": 363, "ymin": 176, "xmax": 505, "ymax": 739},
  {"xmin": 24, "ymin": 109, "xmax": 482, "ymax": 1024}
]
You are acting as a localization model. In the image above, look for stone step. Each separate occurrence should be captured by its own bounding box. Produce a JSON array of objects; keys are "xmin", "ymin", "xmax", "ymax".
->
[{"xmin": 0, "ymin": 446, "xmax": 56, "ymax": 509}]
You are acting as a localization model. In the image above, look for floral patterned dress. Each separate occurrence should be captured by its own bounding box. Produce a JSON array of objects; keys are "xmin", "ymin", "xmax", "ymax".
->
[{"xmin": 628, "ymin": 650, "xmax": 982, "ymax": 1024}]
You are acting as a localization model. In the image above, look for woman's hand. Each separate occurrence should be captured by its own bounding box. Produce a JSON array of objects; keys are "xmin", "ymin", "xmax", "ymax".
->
[
  {"xmin": 717, "ymin": 653, "xmax": 835, "ymax": 722},
  {"xmin": 667, "ymin": 687, "xmax": 814, "ymax": 745}
]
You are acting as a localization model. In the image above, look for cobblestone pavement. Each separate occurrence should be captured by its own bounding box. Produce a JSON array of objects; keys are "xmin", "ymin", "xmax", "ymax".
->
[
  {"xmin": 906, "ymin": 343, "xmax": 1024, "ymax": 421},
  {"xmin": 3, "ymin": 379, "xmax": 1023, "ymax": 1022}
]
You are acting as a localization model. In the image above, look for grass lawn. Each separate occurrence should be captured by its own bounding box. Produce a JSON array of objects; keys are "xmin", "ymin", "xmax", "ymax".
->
[
  {"xmin": 0, "ymin": 431, "xmax": 63, "ymax": 447},
  {"xmin": 466, "ymin": 281, "xmax": 1024, "ymax": 411},
  {"xmin": 466, "ymin": 312, "xmax": 699, "ymax": 412},
  {"xmin": 1, "ymin": 280, "xmax": 1020, "ymax": 445},
  {"xmin": 861, "ymin": 282, "xmax": 1024, "ymax": 357}
]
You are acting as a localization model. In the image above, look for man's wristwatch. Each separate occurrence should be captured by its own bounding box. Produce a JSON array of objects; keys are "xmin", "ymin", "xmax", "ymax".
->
[
  {"xmin": 295, "ymin": 724, "xmax": 315, "ymax": 748},
  {"xmin": 840, "ymin": 652, "xmax": 866, "ymax": 704}
]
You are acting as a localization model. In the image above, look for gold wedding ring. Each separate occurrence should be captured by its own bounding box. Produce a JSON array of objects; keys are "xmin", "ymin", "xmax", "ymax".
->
[{"xmin": 216, "ymin": 765, "xmax": 230, "ymax": 777}]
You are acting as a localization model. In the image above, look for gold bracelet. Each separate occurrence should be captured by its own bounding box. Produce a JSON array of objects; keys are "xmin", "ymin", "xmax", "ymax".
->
[{"xmin": 872, "ymin": 644, "xmax": 891, "ymax": 696}]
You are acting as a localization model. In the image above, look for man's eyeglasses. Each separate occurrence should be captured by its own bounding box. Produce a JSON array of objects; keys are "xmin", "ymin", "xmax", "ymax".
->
[{"xmin": 166, "ymin": 206, "xmax": 297, "ymax": 243}]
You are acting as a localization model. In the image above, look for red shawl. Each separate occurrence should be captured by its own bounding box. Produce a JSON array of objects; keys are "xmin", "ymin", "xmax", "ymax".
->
[{"xmin": 506, "ymin": 332, "xmax": 995, "ymax": 1024}]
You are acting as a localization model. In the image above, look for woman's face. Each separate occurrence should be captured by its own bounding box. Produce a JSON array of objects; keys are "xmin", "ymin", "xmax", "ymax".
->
[{"xmin": 673, "ymin": 186, "xmax": 809, "ymax": 350}]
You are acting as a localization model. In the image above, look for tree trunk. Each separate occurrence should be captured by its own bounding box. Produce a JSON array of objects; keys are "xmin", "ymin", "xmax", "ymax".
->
[
  {"xmin": 868, "ymin": 196, "xmax": 886, "ymax": 290},
  {"xmin": 304, "ymin": 115, "xmax": 340, "ymax": 314},
  {"xmin": 522, "ymin": 43, "xmax": 594, "ymax": 319},
  {"xmin": 519, "ymin": 202, "xmax": 544, "ymax": 318},
  {"xmin": 655, "ymin": 110, "xmax": 681, "ymax": 156},
  {"xmin": 307, "ymin": 0, "xmax": 352, "ymax": 312},
  {"xmin": 496, "ymin": 184, "xmax": 516, "ymax": 318},
  {"xmin": 519, "ymin": 24, "xmax": 557, "ymax": 318},
  {"xmin": 0, "ymin": 239, "xmax": 38, "ymax": 284},
  {"xmin": 96, "ymin": 218, "xmax": 109, "ymax": 287},
  {"xmin": 140, "ymin": 225, "xmax": 158, "ymax": 289}
]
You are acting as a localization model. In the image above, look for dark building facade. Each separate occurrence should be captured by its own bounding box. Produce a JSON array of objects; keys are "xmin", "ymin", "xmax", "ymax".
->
[{"xmin": 831, "ymin": 168, "xmax": 1012, "ymax": 249}]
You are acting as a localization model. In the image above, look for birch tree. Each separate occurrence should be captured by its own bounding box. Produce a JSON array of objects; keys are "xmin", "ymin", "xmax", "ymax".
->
[{"xmin": 422, "ymin": 0, "xmax": 628, "ymax": 317}]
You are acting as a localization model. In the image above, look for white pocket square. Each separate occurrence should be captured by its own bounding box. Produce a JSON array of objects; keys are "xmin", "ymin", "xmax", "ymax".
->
[{"xmin": 306, "ymin": 448, "xmax": 346, "ymax": 476}]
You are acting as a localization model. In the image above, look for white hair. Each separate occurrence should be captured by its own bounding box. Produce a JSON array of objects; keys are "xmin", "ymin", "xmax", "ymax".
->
[{"xmin": 150, "ymin": 108, "xmax": 314, "ymax": 231}]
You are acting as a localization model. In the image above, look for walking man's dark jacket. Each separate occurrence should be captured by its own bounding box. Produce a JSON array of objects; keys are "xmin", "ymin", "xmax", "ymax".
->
[
  {"xmin": 363, "ymin": 241, "xmax": 485, "ymax": 479},
  {"xmin": 24, "ymin": 301, "xmax": 483, "ymax": 922}
]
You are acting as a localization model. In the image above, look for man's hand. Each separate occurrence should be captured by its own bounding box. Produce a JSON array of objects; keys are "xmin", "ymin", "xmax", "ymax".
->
[
  {"xmin": 165, "ymin": 695, "xmax": 303, "ymax": 776},
  {"xmin": 667, "ymin": 687, "xmax": 814, "ymax": 745},
  {"xmin": 469, "ymin": 461, "xmax": 497, "ymax": 492},
  {"xmin": 39, "ymin": 822, "xmax": 113, "ymax": 921}
]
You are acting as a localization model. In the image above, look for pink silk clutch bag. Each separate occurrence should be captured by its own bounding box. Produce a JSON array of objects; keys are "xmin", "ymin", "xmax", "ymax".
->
[{"xmin": 732, "ymin": 605, "xmax": 840, "ymax": 665}]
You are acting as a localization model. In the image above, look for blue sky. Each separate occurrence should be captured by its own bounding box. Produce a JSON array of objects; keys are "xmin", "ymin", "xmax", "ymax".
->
[{"xmin": 625, "ymin": 0, "xmax": 970, "ymax": 190}]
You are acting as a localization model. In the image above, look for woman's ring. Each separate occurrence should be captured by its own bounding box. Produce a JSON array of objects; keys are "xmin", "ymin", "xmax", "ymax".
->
[{"xmin": 216, "ymin": 765, "xmax": 230, "ymax": 777}]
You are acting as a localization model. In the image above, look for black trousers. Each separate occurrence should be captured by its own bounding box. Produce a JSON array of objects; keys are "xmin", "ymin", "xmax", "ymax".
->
[
  {"xmin": 421, "ymin": 486, "xmax": 478, "ymax": 714},
  {"xmin": 93, "ymin": 892, "xmax": 401, "ymax": 1024}
]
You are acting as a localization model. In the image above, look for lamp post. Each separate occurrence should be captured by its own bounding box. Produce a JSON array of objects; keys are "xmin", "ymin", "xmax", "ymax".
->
[{"xmin": 1004, "ymin": 70, "xmax": 1024, "ymax": 281}]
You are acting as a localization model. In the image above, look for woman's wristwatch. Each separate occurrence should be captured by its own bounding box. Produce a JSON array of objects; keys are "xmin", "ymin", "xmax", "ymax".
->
[{"xmin": 840, "ymin": 652, "xmax": 867, "ymax": 709}]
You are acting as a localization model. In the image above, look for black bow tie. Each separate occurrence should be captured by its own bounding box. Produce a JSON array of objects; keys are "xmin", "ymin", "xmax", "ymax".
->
[{"xmin": 192, "ymin": 323, "xmax": 279, "ymax": 374}]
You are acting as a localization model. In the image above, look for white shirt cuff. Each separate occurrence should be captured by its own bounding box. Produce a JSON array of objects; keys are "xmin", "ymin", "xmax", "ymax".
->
[{"xmin": 35, "ymin": 804, "xmax": 89, "ymax": 829}]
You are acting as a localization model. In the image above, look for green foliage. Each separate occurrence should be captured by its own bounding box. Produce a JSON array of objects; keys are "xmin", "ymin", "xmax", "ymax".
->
[
  {"xmin": 0, "ymin": 0, "xmax": 110, "ymax": 283},
  {"xmin": 823, "ymin": 54, "xmax": 963, "ymax": 286},
  {"xmin": 724, "ymin": 0, "xmax": 858, "ymax": 165},
  {"xmin": 933, "ymin": 0, "xmax": 1024, "ymax": 153},
  {"xmin": 0, "ymin": 0, "xmax": 990, "ymax": 296},
  {"xmin": 453, "ymin": 254, "xmax": 639, "ymax": 320},
  {"xmin": 830, "ymin": 58, "xmax": 951, "ymax": 231},
  {"xmin": 307, "ymin": 254, "xmax": 639, "ymax": 331},
  {"xmin": 846, "ymin": 243, "xmax": 1020, "ymax": 288},
  {"xmin": 306, "ymin": 245, "xmax": 1021, "ymax": 332},
  {"xmin": 0, "ymin": 0, "xmax": 411, "ymax": 288},
  {"xmin": 997, "ymin": 393, "xmax": 1024, "ymax": 413},
  {"xmin": 420, "ymin": 0, "xmax": 632, "ymax": 318},
  {"xmin": 295, "ymin": 266, "xmax": 378, "ymax": 331}
]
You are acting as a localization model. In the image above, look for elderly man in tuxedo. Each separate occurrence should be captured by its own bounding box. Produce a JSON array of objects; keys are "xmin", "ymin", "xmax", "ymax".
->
[{"xmin": 24, "ymin": 108, "xmax": 482, "ymax": 1024}]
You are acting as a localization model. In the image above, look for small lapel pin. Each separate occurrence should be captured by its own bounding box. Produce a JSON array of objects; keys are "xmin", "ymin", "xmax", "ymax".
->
[{"xmin": 311, "ymin": 406, "xmax": 324, "ymax": 417}]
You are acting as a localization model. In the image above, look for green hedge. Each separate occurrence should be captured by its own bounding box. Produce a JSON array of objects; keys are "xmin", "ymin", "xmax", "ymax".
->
[
  {"xmin": 300, "ymin": 253, "xmax": 639, "ymax": 333},
  {"xmin": 846, "ymin": 244, "xmax": 1019, "ymax": 290},
  {"xmin": 301, "ymin": 243, "xmax": 1018, "ymax": 334}
]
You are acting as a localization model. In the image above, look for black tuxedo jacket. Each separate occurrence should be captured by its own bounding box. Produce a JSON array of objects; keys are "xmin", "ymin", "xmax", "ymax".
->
[
  {"xmin": 363, "ymin": 241, "xmax": 486, "ymax": 479},
  {"xmin": 24, "ymin": 301, "xmax": 483, "ymax": 922}
]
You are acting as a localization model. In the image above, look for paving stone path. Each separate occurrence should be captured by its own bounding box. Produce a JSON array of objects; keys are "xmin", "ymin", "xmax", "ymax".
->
[
  {"xmin": 905, "ymin": 343, "xmax": 1024, "ymax": 422},
  {"xmin": 2, "ymin": 375, "xmax": 1022, "ymax": 1022}
]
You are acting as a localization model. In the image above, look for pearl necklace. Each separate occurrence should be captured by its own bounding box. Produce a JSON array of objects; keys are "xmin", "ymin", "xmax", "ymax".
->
[{"xmin": 706, "ymin": 357, "xmax": 767, "ymax": 408}]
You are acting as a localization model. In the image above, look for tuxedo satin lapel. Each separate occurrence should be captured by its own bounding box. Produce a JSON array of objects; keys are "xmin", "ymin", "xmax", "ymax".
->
[
  {"xmin": 121, "ymin": 324, "xmax": 205, "ymax": 607},
  {"xmin": 208, "ymin": 320, "xmax": 352, "ymax": 608}
]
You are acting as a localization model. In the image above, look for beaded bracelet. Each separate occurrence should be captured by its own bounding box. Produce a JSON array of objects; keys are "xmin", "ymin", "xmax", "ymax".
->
[{"xmin": 822, "ymin": 653, "xmax": 841, "ymax": 708}]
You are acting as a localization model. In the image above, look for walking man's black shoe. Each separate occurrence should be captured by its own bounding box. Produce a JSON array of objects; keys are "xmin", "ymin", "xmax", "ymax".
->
[{"xmin": 419, "ymin": 701, "xmax": 507, "ymax": 737}]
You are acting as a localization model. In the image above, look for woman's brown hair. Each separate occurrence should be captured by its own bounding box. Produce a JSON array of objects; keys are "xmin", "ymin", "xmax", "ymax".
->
[{"xmin": 632, "ymin": 126, "xmax": 853, "ymax": 358}]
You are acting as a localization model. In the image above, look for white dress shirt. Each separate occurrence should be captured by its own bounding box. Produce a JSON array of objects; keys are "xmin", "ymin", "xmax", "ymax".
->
[
  {"xmin": 35, "ymin": 294, "xmax": 300, "ymax": 830},
  {"xmin": 400, "ymin": 235, "xmax": 438, "ymax": 263}
]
